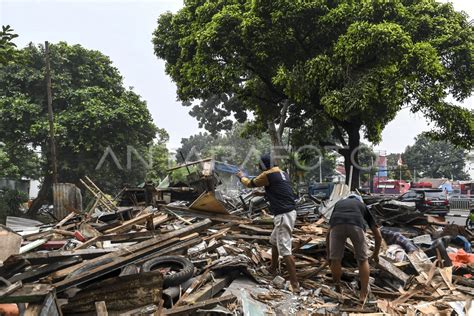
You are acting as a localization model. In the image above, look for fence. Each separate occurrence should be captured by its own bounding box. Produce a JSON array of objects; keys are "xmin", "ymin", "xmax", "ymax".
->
[{"xmin": 449, "ymin": 195, "xmax": 473, "ymax": 212}]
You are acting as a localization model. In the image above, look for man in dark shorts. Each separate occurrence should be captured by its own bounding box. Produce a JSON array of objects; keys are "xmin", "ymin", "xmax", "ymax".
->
[
  {"xmin": 236, "ymin": 154, "xmax": 299, "ymax": 291},
  {"xmin": 327, "ymin": 194, "xmax": 382, "ymax": 301}
]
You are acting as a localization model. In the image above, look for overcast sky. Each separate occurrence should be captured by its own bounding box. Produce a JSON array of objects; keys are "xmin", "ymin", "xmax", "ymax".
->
[{"xmin": 1, "ymin": 0, "xmax": 472, "ymax": 153}]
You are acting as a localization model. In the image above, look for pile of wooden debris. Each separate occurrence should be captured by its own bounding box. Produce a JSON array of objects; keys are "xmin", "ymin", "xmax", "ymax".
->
[{"xmin": 0, "ymin": 177, "xmax": 473, "ymax": 315}]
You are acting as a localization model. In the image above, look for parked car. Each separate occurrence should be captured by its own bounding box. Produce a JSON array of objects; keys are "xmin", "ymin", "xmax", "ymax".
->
[{"xmin": 397, "ymin": 188, "xmax": 449, "ymax": 216}]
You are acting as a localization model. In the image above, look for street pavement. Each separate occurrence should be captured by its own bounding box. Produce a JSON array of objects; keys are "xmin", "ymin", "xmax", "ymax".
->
[{"xmin": 445, "ymin": 209, "xmax": 469, "ymax": 226}]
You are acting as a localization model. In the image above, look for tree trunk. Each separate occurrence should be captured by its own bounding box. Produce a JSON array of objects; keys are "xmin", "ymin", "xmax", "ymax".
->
[
  {"xmin": 267, "ymin": 120, "xmax": 287, "ymax": 165},
  {"xmin": 28, "ymin": 172, "xmax": 53, "ymax": 216},
  {"xmin": 342, "ymin": 123, "xmax": 361, "ymax": 191}
]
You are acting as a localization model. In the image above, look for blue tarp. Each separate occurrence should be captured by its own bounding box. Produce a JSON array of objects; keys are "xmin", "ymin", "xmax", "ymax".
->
[{"xmin": 214, "ymin": 161, "xmax": 254, "ymax": 178}]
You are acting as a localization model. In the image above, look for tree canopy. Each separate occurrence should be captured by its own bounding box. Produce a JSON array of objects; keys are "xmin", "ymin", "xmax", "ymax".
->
[
  {"xmin": 403, "ymin": 133, "xmax": 469, "ymax": 180},
  {"xmin": 0, "ymin": 42, "xmax": 160, "ymax": 209},
  {"xmin": 0, "ymin": 25, "xmax": 18, "ymax": 64},
  {"xmin": 153, "ymin": 0, "xmax": 474, "ymax": 189}
]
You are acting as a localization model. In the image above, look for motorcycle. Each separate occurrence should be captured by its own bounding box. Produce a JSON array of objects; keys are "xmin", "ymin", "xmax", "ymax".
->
[{"xmin": 466, "ymin": 207, "xmax": 474, "ymax": 230}]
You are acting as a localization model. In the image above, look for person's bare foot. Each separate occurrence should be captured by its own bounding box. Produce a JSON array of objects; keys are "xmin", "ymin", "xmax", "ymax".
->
[
  {"xmin": 360, "ymin": 284, "xmax": 370, "ymax": 303},
  {"xmin": 290, "ymin": 282, "xmax": 300, "ymax": 294}
]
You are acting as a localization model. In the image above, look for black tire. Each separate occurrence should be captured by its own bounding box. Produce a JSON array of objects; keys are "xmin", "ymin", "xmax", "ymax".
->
[
  {"xmin": 141, "ymin": 256, "xmax": 194, "ymax": 287},
  {"xmin": 467, "ymin": 217, "xmax": 473, "ymax": 230}
]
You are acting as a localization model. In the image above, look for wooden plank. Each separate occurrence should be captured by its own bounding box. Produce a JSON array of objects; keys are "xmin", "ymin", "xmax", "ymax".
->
[
  {"xmin": 0, "ymin": 284, "xmax": 54, "ymax": 304},
  {"xmin": 222, "ymin": 234, "xmax": 270, "ymax": 242},
  {"xmin": 18, "ymin": 248, "xmax": 115, "ymax": 265},
  {"xmin": 371, "ymin": 289, "xmax": 433, "ymax": 301},
  {"xmin": 163, "ymin": 294, "xmax": 236, "ymax": 315},
  {"xmin": 0, "ymin": 256, "xmax": 30, "ymax": 279},
  {"xmin": 54, "ymin": 223, "xmax": 210, "ymax": 292},
  {"xmin": 55, "ymin": 211, "xmax": 77, "ymax": 228},
  {"xmin": 407, "ymin": 250, "xmax": 444, "ymax": 296},
  {"xmin": 175, "ymin": 269, "xmax": 210, "ymax": 306},
  {"xmin": 162, "ymin": 205, "xmax": 250, "ymax": 224},
  {"xmin": 53, "ymin": 219, "xmax": 212, "ymax": 281},
  {"xmin": 104, "ymin": 209, "xmax": 153, "ymax": 234},
  {"xmin": 63, "ymin": 271, "xmax": 163, "ymax": 313},
  {"xmin": 166, "ymin": 157, "xmax": 212, "ymax": 171},
  {"xmin": 95, "ymin": 301, "xmax": 108, "ymax": 316},
  {"xmin": 180, "ymin": 275, "xmax": 234, "ymax": 305},
  {"xmin": 238, "ymin": 224, "xmax": 272, "ymax": 235},
  {"xmin": 9, "ymin": 256, "xmax": 82, "ymax": 283},
  {"xmin": 54, "ymin": 237, "xmax": 179, "ymax": 291},
  {"xmin": 0, "ymin": 281, "xmax": 22, "ymax": 296},
  {"xmin": 202, "ymin": 227, "xmax": 231, "ymax": 241},
  {"xmin": 377, "ymin": 257, "xmax": 410, "ymax": 285},
  {"xmin": 105, "ymin": 231, "xmax": 157, "ymax": 243}
]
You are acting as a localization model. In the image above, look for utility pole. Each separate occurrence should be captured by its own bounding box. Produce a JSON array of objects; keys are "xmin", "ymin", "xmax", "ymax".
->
[{"xmin": 45, "ymin": 41, "xmax": 58, "ymax": 183}]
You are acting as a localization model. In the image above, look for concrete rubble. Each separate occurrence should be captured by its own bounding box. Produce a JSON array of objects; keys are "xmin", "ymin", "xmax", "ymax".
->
[{"xmin": 0, "ymin": 161, "xmax": 473, "ymax": 315}]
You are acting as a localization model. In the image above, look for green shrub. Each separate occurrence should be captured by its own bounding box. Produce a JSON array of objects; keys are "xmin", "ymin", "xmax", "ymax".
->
[{"xmin": 0, "ymin": 189, "xmax": 28, "ymax": 224}]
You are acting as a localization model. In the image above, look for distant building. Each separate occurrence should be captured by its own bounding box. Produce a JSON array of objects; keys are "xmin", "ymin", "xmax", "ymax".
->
[
  {"xmin": 331, "ymin": 164, "xmax": 346, "ymax": 183},
  {"xmin": 0, "ymin": 178, "xmax": 40, "ymax": 199}
]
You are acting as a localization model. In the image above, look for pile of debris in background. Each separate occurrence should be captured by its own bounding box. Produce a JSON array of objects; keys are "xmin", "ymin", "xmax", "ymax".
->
[{"xmin": 0, "ymin": 159, "xmax": 473, "ymax": 315}]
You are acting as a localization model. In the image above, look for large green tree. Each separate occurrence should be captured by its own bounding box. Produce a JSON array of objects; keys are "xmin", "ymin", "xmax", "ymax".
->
[
  {"xmin": 0, "ymin": 25, "xmax": 18, "ymax": 64},
  {"xmin": 403, "ymin": 133, "xmax": 469, "ymax": 180},
  {"xmin": 0, "ymin": 42, "xmax": 159, "ymax": 212},
  {"xmin": 153, "ymin": 0, "xmax": 473, "ymax": 190}
]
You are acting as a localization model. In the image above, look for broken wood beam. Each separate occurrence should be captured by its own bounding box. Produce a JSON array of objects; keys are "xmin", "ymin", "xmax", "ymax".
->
[
  {"xmin": 63, "ymin": 271, "xmax": 163, "ymax": 313},
  {"xmin": 161, "ymin": 205, "xmax": 250, "ymax": 224},
  {"xmin": 238, "ymin": 224, "xmax": 272, "ymax": 235},
  {"xmin": 54, "ymin": 221, "xmax": 211, "ymax": 291},
  {"xmin": 53, "ymin": 219, "xmax": 212, "ymax": 282},
  {"xmin": 95, "ymin": 301, "xmax": 108, "ymax": 316},
  {"xmin": 180, "ymin": 275, "xmax": 234, "ymax": 305},
  {"xmin": 104, "ymin": 208, "xmax": 153, "ymax": 234},
  {"xmin": 377, "ymin": 257, "xmax": 411, "ymax": 285},
  {"xmin": 0, "ymin": 284, "xmax": 54, "ymax": 304},
  {"xmin": 163, "ymin": 294, "xmax": 236, "ymax": 315},
  {"xmin": 16, "ymin": 248, "xmax": 115, "ymax": 265},
  {"xmin": 9, "ymin": 256, "xmax": 82, "ymax": 283},
  {"xmin": 222, "ymin": 234, "xmax": 270, "ymax": 243}
]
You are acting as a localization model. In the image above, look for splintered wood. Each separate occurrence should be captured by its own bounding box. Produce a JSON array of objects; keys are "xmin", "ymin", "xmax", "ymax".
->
[{"xmin": 1, "ymin": 180, "xmax": 473, "ymax": 315}]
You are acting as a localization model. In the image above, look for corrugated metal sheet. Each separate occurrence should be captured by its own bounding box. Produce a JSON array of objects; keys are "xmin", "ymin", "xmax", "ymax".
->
[
  {"xmin": 53, "ymin": 183, "xmax": 83, "ymax": 220},
  {"xmin": 6, "ymin": 216, "xmax": 44, "ymax": 232}
]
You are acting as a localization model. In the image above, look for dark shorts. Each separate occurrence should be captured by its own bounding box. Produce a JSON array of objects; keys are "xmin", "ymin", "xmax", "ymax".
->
[{"xmin": 329, "ymin": 224, "xmax": 368, "ymax": 262}]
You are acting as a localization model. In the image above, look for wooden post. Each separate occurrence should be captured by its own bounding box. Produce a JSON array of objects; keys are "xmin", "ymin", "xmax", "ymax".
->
[
  {"xmin": 348, "ymin": 165, "xmax": 353, "ymax": 191},
  {"xmin": 45, "ymin": 41, "xmax": 58, "ymax": 183}
]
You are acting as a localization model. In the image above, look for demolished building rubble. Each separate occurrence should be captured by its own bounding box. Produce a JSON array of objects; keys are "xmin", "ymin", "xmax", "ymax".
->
[{"xmin": 0, "ymin": 165, "xmax": 473, "ymax": 315}]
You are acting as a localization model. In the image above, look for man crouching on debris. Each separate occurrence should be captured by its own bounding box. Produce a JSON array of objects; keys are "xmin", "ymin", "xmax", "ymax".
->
[
  {"xmin": 236, "ymin": 154, "xmax": 299, "ymax": 292},
  {"xmin": 327, "ymin": 194, "xmax": 382, "ymax": 302}
]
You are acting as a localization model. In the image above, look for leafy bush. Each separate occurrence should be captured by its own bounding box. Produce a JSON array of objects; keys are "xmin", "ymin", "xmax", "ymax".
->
[{"xmin": 0, "ymin": 189, "xmax": 28, "ymax": 224}]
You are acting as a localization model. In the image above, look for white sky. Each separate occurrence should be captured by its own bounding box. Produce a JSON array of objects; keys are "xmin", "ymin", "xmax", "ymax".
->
[{"xmin": 0, "ymin": 0, "xmax": 472, "ymax": 153}]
